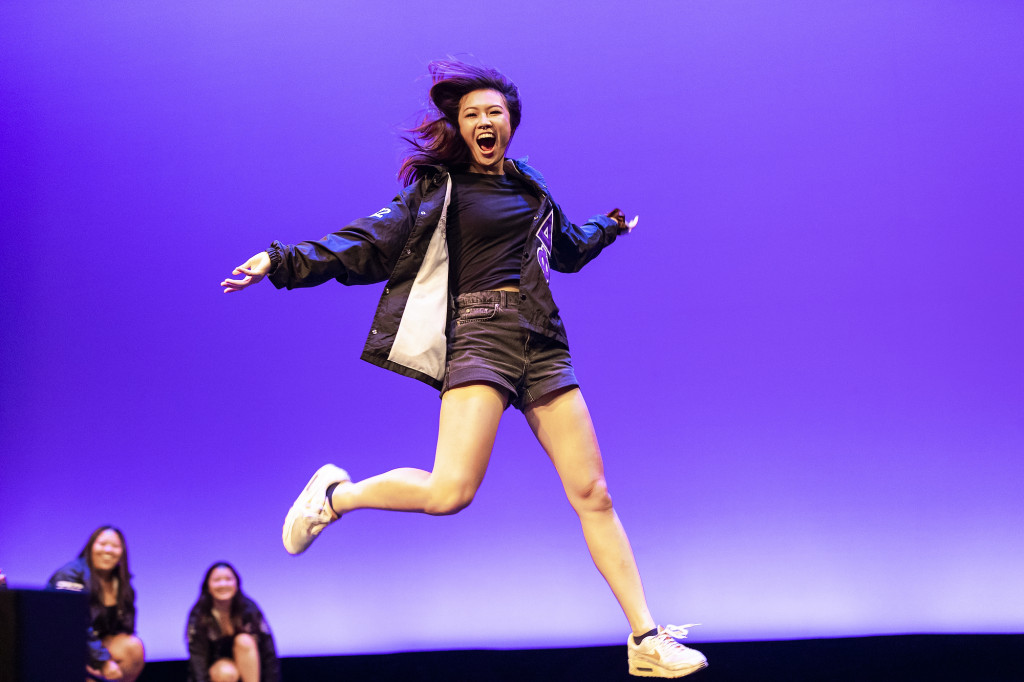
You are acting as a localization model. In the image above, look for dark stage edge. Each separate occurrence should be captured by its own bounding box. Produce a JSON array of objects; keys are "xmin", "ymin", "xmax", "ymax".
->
[{"xmin": 138, "ymin": 634, "xmax": 1023, "ymax": 681}]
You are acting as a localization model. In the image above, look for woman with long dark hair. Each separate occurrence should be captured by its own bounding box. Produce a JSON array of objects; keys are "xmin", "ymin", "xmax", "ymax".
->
[
  {"xmin": 221, "ymin": 59, "xmax": 707, "ymax": 678},
  {"xmin": 47, "ymin": 525, "xmax": 145, "ymax": 681},
  {"xmin": 186, "ymin": 562, "xmax": 279, "ymax": 682}
]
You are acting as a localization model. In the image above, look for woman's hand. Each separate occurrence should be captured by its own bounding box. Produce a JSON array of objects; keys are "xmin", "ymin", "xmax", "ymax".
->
[
  {"xmin": 221, "ymin": 252, "xmax": 271, "ymax": 293},
  {"xmin": 607, "ymin": 208, "xmax": 639, "ymax": 235}
]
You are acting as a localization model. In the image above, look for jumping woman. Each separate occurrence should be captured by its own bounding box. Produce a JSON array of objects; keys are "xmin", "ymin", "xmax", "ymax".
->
[{"xmin": 221, "ymin": 59, "xmax": 706, "ymax": 678}]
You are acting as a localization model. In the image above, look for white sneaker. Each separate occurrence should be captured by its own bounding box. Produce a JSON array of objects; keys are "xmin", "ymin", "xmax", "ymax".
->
[
  {"xmin": 627, "ymin": 624, "xmax": 708, "ymax": 678},
  {"xmin": 282, "ymin": 464, "xmax": 350, "ymax": 555}
]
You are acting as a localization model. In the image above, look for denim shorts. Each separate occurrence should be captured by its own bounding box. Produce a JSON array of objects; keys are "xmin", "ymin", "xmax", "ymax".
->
[{"xmin": 442, "ymin": 290, "xmax": 579, "ymax": 411}]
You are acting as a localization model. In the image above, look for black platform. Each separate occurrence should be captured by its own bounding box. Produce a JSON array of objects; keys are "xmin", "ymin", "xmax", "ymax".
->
[{"xmin": 140, "ymin": 634, "xmax": 1023, "ymax": 681}]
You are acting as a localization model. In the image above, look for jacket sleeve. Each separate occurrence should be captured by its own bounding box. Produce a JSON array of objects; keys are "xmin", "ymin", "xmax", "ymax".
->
[
  {"xmin": 549, "ymin": 204, "xmax": 620, "ymax": 274},
  {"xmin": 267, "ymin": 185, "xmax": 421, "ymax": 289},
  {"xmin": 46, "ymin": 560, "xmax": 87, "ymax": 593},
  {"xmin": 186, "ymin": 605, "xmax": 212, "ymax": 682},
  {"xmin": 46, "ymin": 560, "xmax": 111, "ymax": 669}
]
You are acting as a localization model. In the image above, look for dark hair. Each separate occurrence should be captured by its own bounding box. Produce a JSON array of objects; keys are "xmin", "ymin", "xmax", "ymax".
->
[
  {"xmin": 79, "ymin": 525, "xmax": 133, "ymax": 612},
  {"xmin": 195, "ymin": 561, "xmax": 247, "ymax": 634},
  {"xmin": 398, "ymin": 59, "xmax": 522, "ymax": 185}
]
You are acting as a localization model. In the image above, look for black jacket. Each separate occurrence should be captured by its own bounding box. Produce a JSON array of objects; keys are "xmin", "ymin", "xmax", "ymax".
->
[
  {"xmin": 47, "ymin": 556, "xmax": 136, "ymax": 669},
  {"xmin": 267, "ymin": 158, "xmax": 619, "ymax": 389},
  {"xmin": 186, "ymin": 595, "xmax": 280, "ymax": 682}
]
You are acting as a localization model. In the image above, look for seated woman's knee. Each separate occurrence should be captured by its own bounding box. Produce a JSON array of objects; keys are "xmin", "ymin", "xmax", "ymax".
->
[
  {"xmin": 123, "ymin": 635, "xmax": 145, "ymax": 663},
  {"xmin": 105, "ymin": 634, "xmax": 145, "ymax": 666},
  {"xmin": 570, "ymin": 476, "xmax": 613, "ymax": 513},
  {"xmin": 209, "ymin": 659, "xmax": 240, "ymax": 682},
  {"xmin": 233, "ymin": 633, "xmax": 257, "ymax": 655}
]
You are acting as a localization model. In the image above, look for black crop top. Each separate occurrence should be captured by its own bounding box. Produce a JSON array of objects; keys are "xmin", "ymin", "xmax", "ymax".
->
[{"xmin": 448, "ymin": 171, "xmax": 541, "ymax": 295}]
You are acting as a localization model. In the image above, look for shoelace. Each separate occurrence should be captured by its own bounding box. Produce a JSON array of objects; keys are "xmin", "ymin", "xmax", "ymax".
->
[
  {"xmin": 303, "ymin": 501, "xmax": 333, "ymax": 534},
  {"xmin": 663, "ymin": 624, "xmax": 701, "ymax": 640}
]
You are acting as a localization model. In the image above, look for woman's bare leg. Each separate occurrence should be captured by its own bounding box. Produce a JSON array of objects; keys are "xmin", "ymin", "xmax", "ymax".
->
[
  {"xmin": 102, "ymin": 634, "xmax": 145, "ymax": 682},
  {"xmin": 232, "ymin": 634, "xmax": 260, "ymax": 682},
  {"xmin": 524, "ymin": 387, "xmax": 656, "ymax": 635},
  {"xmin": 330, "ymin": 383, "xmax": 506, "ymax": 516}
]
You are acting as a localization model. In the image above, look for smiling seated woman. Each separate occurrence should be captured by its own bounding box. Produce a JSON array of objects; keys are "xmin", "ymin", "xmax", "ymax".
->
[
  {"xmin": 47, "ymin": 526, "xmax": 146, "ymax": 682},
  {"xmin": 186, "ymin": 562, "xmax": 280, "ymax": 682}
]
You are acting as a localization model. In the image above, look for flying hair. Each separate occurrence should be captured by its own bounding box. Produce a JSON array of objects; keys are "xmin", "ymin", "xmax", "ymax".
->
[{"xmin": 398, "ymin": 59, "xmax": 521, "ymax": 186}]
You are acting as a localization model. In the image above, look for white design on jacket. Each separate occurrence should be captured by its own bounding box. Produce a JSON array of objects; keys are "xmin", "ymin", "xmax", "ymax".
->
[
  {"xmin": 386, "ymin": 176, "xmax": 453, "ymax": 381},
  {"xmin": 535, "ymin": 209, "xmax": 554, "ymax": 284},
  {"xmin": 370, "ymin": 207, "xmax": 392, "ymax": 219},
  {"xmin": 54, "ymin": 580, "xmax": 85, "ymax": 591}
]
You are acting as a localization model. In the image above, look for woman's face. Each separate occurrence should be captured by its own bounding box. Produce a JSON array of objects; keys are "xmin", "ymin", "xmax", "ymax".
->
[
  {"xmin": 90, "ymin": 529, "xmax": 123, "ymax": 573},
  {"xmin": 207, "ymin": 566, "xmax": 238, "ymax": 603},
  {"xmin": 458, "ymin": 88, "xmax": 512, "ymax": 174}
]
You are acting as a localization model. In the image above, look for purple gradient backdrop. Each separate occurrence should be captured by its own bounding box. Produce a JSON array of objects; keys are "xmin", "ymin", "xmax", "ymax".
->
[{"xmin": 2, "ymin": 0, "xmax": 1022, "ymax": 661}]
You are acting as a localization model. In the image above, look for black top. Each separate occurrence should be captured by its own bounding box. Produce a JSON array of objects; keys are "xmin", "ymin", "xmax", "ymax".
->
[
  {"xmin": 96, "ymin": 604, "xmax": 130, "ymax": 636},
  {"xmin": 448, "ymin": 170, "xmax": 540, "ymax": 295}
]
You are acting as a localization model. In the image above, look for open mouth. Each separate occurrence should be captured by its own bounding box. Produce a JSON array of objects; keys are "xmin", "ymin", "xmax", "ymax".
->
[{"xmin": 476, "ymin": 132, "xmax": 497, "ymax": 154}]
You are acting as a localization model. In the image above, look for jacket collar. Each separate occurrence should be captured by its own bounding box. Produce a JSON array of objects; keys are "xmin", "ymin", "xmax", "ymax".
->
[{"xmin": 506, "ymin": 157, "xmax": 549, "ymax": 195}]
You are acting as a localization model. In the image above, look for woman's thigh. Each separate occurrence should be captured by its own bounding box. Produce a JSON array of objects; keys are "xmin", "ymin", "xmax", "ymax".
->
[
  {"xmin": 431, "ymin": 382, "xmax": 507, "ymax": 493},
  {"xmin": 524, "ymin": 387, "xmax": 610, "ymax": 506}
]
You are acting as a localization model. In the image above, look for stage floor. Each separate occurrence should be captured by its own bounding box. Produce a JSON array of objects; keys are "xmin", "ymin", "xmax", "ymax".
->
[{"xmin": 140, "ymin": 634, "xmax": 1022, "ymax": 681}]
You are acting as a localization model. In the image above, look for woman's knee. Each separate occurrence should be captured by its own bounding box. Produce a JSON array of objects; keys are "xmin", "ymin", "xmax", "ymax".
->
[
  {"xmin": 423, "ymin": 480, "xmax": 477, "ymax": 515},
  {"xmin": 106, "ymin": 634, "xmax": 145, "ymax": 665},
  {"xmin": 233, "ymin": 633, "xmax": 258, "ymax": 656},
  {"xmin": 568, "ymin": 476, "xmax": 614, "ymax": 514},
  {"xmin": 209, "ymin": 659, "xmax": 240, "ymax": 682},
  {"xmin": 124, "ymin": 636, "xmax": 145, "ymax": 663}
]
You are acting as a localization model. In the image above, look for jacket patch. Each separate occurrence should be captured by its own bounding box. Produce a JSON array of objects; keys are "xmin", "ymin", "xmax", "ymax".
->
[
  {"xmin": 55, "ymin": 580, "xmax": 85, "ymax": 591},
  {"xmin": 535, "ymin": 210, "xmax": 554, "ymax": 283},
  {"xmin": 370, "ymin": 207, "xmax": 392, "ymax": 219}
]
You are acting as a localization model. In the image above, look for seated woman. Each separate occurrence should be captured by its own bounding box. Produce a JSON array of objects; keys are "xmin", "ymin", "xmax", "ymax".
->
[
  {"xmin": 47, "ymin": 526, "xmax": 145, "ymax": 681},
  {"xmin": 186, "ymin": 562, "xmax": 280, "ymax": 682}
]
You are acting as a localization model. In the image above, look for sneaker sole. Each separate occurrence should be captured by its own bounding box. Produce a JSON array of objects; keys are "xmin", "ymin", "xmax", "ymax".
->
[
  {"xmin": 282, "ymin": 464, "xmax": 349, "ymax": 555},
  {"xmin": 628, "ymin": 659, "xmax": 708, "ymax": 678}
]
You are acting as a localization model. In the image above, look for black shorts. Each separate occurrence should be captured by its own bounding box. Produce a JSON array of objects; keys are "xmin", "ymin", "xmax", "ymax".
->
[
  {"xmin": 442, "ymin": 290, "xmax": 579, "ymax": 412},
  {"xmin": 211, "ymin": 635, "xmax": 235, "ymax": 661}
]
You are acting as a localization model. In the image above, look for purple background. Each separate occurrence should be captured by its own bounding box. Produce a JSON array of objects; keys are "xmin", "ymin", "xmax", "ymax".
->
[{"xmin": 2, "ymin": 0, "xmax": 1022, "ymax": 662}]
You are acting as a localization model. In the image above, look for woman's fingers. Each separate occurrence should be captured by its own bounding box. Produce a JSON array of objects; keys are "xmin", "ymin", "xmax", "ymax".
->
[{"xmin": 220, "ymin": 275, "xmax": 252, "ymax": 292}]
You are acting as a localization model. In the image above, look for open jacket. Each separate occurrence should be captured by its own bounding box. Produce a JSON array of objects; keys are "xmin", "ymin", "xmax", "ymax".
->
[
  {"xmin": 185, "ymin": 595, "xmax": 279, "ymax": 682},
  {"xmin": 47, "ymin": 556, "xmax": 136, "ymax": 669},
  {"xmin": 267, "ymin": 158, "xmax": 620, "ymax": 389}
]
